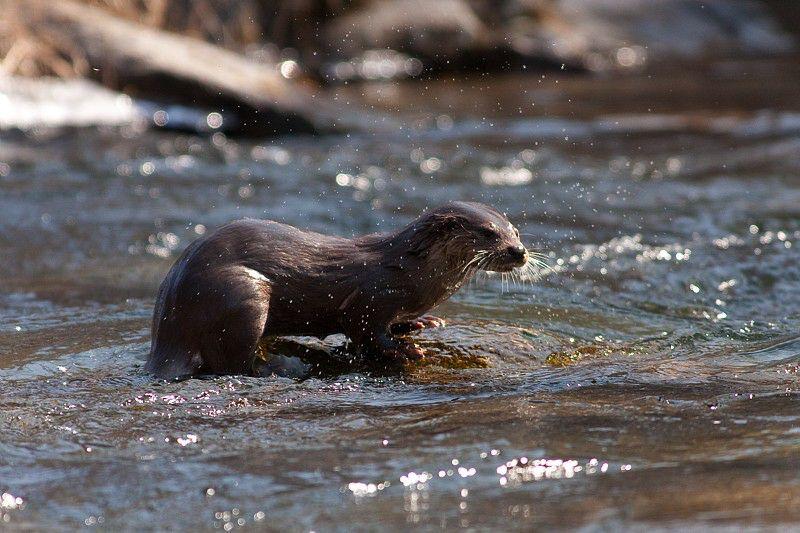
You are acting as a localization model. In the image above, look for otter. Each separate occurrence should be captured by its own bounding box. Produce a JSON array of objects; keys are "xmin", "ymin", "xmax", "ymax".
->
[{"xmin": 146, "ymin": 201, "xmax": 528, "ymax": 377}]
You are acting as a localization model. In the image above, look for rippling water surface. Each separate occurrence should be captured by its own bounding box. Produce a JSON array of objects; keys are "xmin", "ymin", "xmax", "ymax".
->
[{"xmin": 2, "ymin": 63, "xmax": 800, "ymax": 530}]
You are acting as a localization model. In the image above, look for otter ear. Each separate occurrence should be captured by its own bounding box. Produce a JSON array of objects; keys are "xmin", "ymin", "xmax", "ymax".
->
[{"xmin": 432, "ymin": 213, "xmax": 465, "ymax": 232}]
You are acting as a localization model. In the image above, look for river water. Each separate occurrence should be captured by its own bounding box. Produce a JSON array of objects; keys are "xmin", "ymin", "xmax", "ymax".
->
[{"xmin": 1, "ymin": 60, "xmax": 800, "ymax": 530}]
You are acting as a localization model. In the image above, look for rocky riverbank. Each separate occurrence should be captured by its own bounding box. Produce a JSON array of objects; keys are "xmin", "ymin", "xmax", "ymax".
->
[{"xmin": 0, "ymin": 0, "xmax": 796, "ymax": 134}]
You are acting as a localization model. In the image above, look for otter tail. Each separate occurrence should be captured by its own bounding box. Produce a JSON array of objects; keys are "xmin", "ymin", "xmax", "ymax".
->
[
  {"xmin": 145, "ymin": 339, "xmax": 201, "ymax": 378},
  {"xmin": 146, "ymin": 262, "xmax": 201, "ymax": 378}
]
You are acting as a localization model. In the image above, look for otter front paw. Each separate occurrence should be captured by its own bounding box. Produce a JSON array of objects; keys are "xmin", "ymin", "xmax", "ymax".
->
[{"xmin": 390, "ymin": 316, "xmax": 446, "ymax": 335}]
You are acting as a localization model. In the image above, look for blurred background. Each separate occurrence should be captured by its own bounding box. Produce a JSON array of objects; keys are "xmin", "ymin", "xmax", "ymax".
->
[
  {"xmin": 1, "ymin": 0, "xmax": 799, "ymax": 132},
  {"xmin": 2, "ymin": 1, "xmax": 800, "ymax": 531}
]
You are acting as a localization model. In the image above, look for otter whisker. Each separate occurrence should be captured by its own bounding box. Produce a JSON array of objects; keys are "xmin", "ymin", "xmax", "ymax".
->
[
  {"xmin": 528, "ymin": 261, "xmax": 550, "ymax": 272},
  {"xmin": 474, "ymin": 251, "xmax": 494, "ymax": 272},
  {"xmin": 512, "ymin": 269, "xmax": 521, "ymax": 289},
  {"xmin": 522, "ymin": 266, "xmax": 533, "ymax": 285},
  {"xmin": 523, "ymin": 267, "xmax": 533, "ymax": 285},
  {"xmin": 503, "ymin": 251, "xmax": 556, "ymax": 285},
  {"xmin": 518, "ymin": 265, "xmax": 532, "ymax": 286},
  {"xmin": 523, "ymin": 262, "xmax": 544, "ymax": 283},
  {"xmin": 519, "ymin": 255, "xmax": 554, "ymax": 282},
  {"xmin": 464, "ymin": 251, "xmax": 494, "ymax": 288},
  {"xmin": 462, "ymin": 251, "xmax": 484, "ymax": 267},
  {"xmin": 527, "ymin": 253, "xmax": 552, "ymax": 267},
  {"xmin": 460, "ymin": 251, "xmax": 489, "ymax": 278},
  {"xmin": 461, "ymin": 255, "xmax": 481, "ymax": 273}
]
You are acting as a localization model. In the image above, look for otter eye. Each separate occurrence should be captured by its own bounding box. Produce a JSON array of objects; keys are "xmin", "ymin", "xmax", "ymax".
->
[{"xmin": 480, "ymin": 224, "xmax": 499, "ymax": 238}]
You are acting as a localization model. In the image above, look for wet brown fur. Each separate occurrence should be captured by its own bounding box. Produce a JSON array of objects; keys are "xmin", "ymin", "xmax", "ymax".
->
[{"xmin": 146, "ymin": 201, "xmax": 527, "ymax": 377}]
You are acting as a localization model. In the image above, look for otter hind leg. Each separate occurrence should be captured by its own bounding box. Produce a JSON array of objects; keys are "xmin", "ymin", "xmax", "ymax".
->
[{"xmin": 197, "ymin": 267, "xmax": 272, "ymax": 376}]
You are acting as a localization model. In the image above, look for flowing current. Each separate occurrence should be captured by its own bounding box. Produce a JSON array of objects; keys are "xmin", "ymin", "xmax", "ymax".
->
[{"xmin": 1, "ymin": 62, "xmax": 800, "ymax": 530}]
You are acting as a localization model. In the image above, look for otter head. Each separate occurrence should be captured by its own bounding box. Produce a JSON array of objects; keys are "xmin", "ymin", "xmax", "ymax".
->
[{"xmin": 421, "ymin": 201, "xmax": 528, "ymax": 273}]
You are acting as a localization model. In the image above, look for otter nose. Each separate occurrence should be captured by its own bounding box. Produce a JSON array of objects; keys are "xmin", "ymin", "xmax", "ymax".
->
[{"xmin": 506, "ymin": 245, "xmax": 527, "ymax": 262}]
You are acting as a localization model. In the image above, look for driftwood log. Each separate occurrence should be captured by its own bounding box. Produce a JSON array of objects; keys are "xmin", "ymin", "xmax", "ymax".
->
[{"xmin": 9, "ymin": 0, "xmax": 377, "ymax": 135}]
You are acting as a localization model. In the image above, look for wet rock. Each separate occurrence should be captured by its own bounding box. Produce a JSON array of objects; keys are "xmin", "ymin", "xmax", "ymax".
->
[
  {"xmin": 328, "ymin": 0, "xmax": 503, "ymax": 71},
  {"xmin": 0, "ymin": 76, "xmax": 243, "ymax": 133},
  {"xmin": 509, "ymin": 0, "xmax": 796, "ymax": 71},
  {"xmin": 0, "ymin": 76, "xmax": 140, "ymax": 130},
  {"xmin": 322, "ymin": 0, "xmax": 795, "ymax": 77},
  {"xmin": 324, "ymin": 0, "xmax": 569, "ymax": 76}
]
